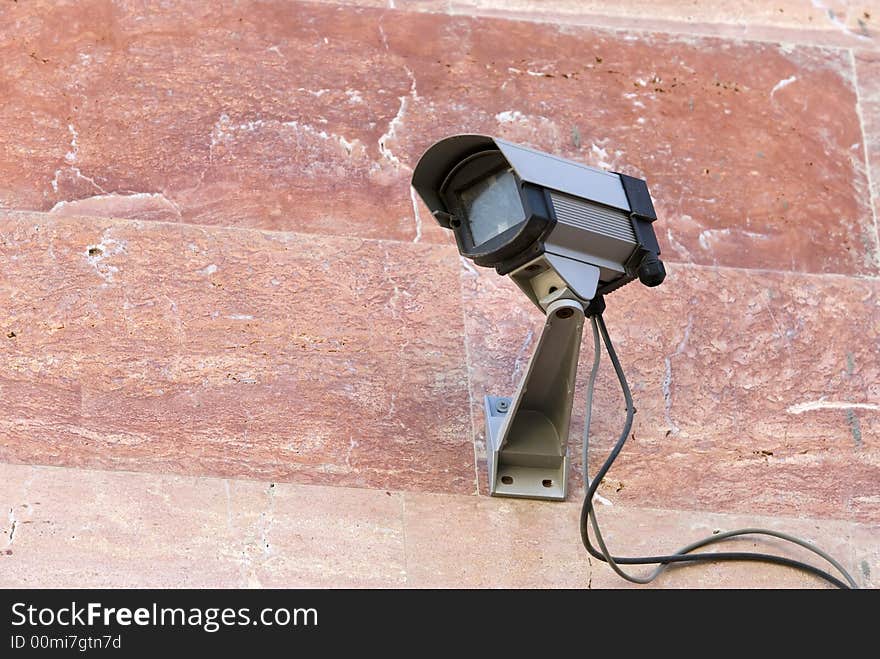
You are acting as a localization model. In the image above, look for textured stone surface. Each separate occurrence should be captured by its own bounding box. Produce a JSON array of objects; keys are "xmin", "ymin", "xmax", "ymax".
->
[
  {"xmin": 0, "ymin": 465, "xmax": 246, "ymax": 587},
  {"xmin": 403, "ymin": 491, "xmax": 591, "ymax": 587},
  {"xmin": 462, "ymin": 262, "xmax": 880, "ymax": 521},
  {"xmin": 1, "ymin": 0, "xmax": 878, "ymax": 589},
  {"xmin": 247, "ymin": 480, "xmax": 407, "ymax": 587},
  {"xmin": 1, "ymin": 1, "xmax": 875, "ymax": 274},
  {"xmin": 0, "ymin": 212, "xmax": 474, "ymax": 494},
  {"xmin": 317, "ymin": 1, "xmax": 880, "ymax": 47},
  {"xmin": 0, "ymin": 464, "xmax": 407, "ymax": 587},
  {"xmin": 400, "ymin": 0, "xmax": 880, "ymax": 45},
  {"xmin": 2, "ymin": 463, "xmax": 872, "ymax": 588},
  {"xmin": 0, "ymin": 1, "xmax": 425, "ymax": 241}
]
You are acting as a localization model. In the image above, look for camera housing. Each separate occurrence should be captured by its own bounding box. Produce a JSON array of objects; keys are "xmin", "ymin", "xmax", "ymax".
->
[{"xmin": 412, "ymin": 134, "xmax": 665, "ymax": 307}]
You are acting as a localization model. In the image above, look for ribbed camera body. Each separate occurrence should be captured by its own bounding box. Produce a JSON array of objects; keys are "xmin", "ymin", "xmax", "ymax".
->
[{"xmin": 411, "ymin": 134, "xmax": 665, "ymax": 307}]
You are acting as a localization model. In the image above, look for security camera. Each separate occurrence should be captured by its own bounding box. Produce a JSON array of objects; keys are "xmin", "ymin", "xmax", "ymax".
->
[
  {"xmin": 412, "ymin": 134, "xmax": 665, "ymax": 307},
  {"xmin": 412, "ymin": 134, "xmax": 665, "ymax": 500}
]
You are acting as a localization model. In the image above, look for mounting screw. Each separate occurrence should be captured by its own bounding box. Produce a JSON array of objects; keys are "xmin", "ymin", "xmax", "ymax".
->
[
  {"xmin": 496, "ymin": 399, "xmax": 509, "ymax": 413},
  {"xmin": 556, "ymin": 308, "xmax": 574, "ymax": 319}
]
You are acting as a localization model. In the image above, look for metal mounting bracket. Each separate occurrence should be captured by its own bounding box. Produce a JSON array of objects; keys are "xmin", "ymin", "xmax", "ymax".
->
[{"xmin": 484, "ymin": 297, "xmax": 587, "ymax": 501}]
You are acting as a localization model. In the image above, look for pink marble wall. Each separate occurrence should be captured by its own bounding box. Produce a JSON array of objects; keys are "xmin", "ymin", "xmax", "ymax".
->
[{"xmin": 1, "ymin": 1, "xmax": 878, "ymax": 530}]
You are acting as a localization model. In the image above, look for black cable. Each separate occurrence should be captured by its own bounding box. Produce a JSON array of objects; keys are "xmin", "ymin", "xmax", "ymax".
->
[{"xmin": 580, "ymin": 313, "xmax": 857, "ymax": 589}]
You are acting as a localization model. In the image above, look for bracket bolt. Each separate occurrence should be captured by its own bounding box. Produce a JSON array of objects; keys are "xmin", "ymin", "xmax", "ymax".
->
[{"xmin": 496, "ymin": 400, "xmax": 509, "ymax": 413}]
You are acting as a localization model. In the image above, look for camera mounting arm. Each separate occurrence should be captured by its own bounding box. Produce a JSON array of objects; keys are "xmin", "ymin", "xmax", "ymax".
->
[{"xmin": 484, "ymin": 261, "xmax": 600, "ymax": 500}]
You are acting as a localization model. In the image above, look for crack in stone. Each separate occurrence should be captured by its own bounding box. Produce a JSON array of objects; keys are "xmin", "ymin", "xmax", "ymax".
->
[
  {"xmin": 376, "ymin": 19, "xmax": 419, "ymax": 173},
  {"xmin": 209, "ymin": 113, "xmax": 361, "ymax": 161},
  {"xmin": 51, "ymin": 167, "xmax": 107, "ymax": 195},
  {"xmin": 65, "ymin": 123, "xmax": 79, "ymax": 163},
  {"xmin": 663, "ymin": 314, "xmax": 693, "ymax": 436},
  {"xmin": 377, "ymin": 73, "xmax": 416, "ymax": 170},
  {"xmin": 376, "ymin": 20, "xmax": 423, "ymax": 241},
  {"xmin": 50, "ymin": 122, "xmax": 109, "ymax": 196},
  {"xmin": 4, "ymin": 469, "xmax": 38, "ymax": 552},
  {"xmin": 770, "ymin": 75, "xmax": 798, "ymax": 99},
  {"xmin": 5, "ymin": 508, "xmax": 16, "ymax": 548},
  {"xmin": 409, "ymin": 186, "xmax": 422, "ymax": 243},
  {"xmin": 259, "ymin": 483, "xmax": 277, "ymax": 558},
  {"xmin": 345, "ymin": 435, "xmax": 359, "ymax": 469}
]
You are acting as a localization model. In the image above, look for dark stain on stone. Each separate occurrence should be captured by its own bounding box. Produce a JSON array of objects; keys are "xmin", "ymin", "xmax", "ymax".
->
[{"xmin": 845, "ymin": 409, "xmax": 863, "ymax": 447}]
